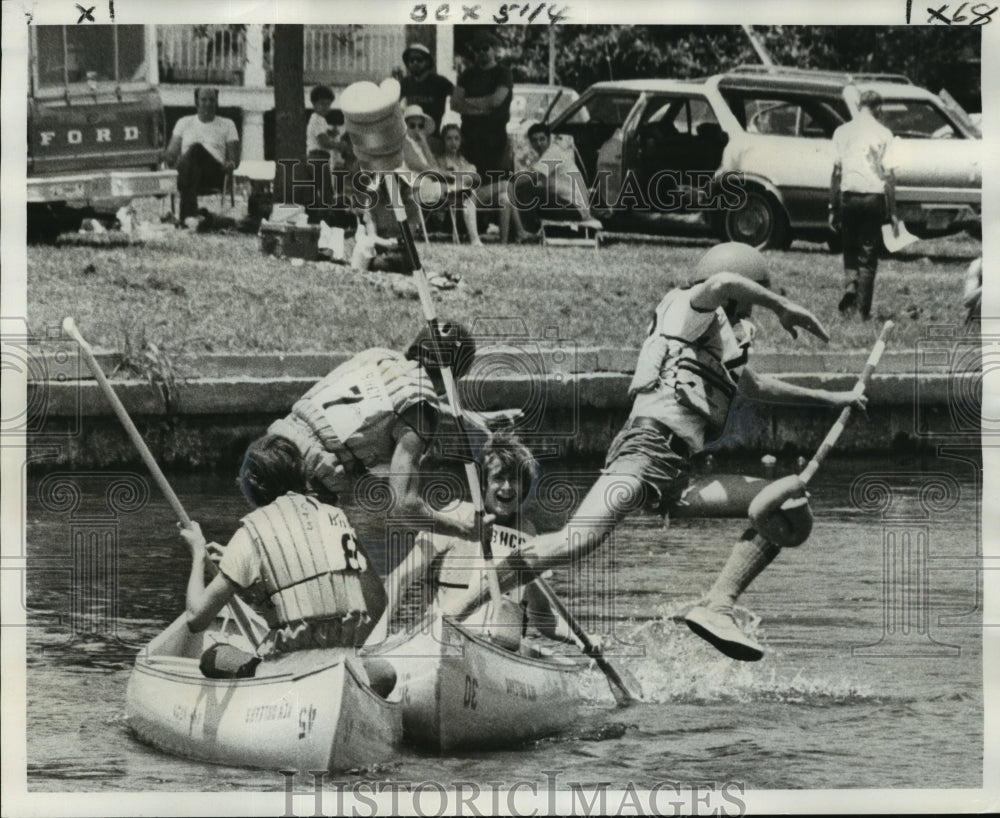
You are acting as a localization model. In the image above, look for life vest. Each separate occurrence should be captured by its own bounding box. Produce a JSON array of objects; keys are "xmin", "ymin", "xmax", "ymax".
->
[
  {"xmin": 239, "ymin": 493, "xmax": 384, "ymax": 647},
  {"xmin": 434, "ymin": 524, "xmax": 528, "ymax": 605},
  {"xmin": 630, "ymin": 304, "xmax": 752, "ymax": 441},
  {"xmin": 268, "ymin": 348, "xmax": 438, "ymax": 494}
]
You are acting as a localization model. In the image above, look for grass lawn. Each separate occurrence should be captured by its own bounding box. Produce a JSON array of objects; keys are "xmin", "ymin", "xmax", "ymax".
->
[{"xmin": 26, "ymin": 222, "xmax": 979, "ymax": 365}]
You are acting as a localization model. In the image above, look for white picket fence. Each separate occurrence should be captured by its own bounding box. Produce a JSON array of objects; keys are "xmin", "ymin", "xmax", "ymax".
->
[{"xmin": 156, "ymin": 25, "xmax": 406, "ymax": 87}]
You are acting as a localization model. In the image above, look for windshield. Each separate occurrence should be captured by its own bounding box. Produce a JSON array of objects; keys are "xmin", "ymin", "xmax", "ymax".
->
[
  {"xmin": 34, "ymin": 25, "xmax": 146, "ymax": 90},
  {"xmin": 874, "ymin": 99, "xmax": 960, "ymax": 138},
  {"xmin": 512, "ymin": 88, "xmax": 581, "ymax": 124},
  {"xmin": 562, "ymin": 92, "xmax": 643, "ymax": 127}
]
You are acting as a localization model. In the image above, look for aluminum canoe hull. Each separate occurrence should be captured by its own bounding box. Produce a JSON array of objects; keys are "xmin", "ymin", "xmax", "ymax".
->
[
  {"xmin": 374, "ymin": 615, "xmax": 588, "ymax": 751},
  {"xmin": 125, "ymin": 613, "xmax": 402, "ymax": 771}
]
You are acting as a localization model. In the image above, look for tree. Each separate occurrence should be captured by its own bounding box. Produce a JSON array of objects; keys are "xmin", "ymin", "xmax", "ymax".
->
[
  {"xmin": 272, "ymin": 25, "xmax": 306, "ymax": 206},
  {"xmin": 491, "ymin": 25, "xmax": 980, "ymax": 112}
]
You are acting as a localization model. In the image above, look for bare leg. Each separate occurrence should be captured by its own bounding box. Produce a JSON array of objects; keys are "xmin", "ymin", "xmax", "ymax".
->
[
  {"xmin": 436, "ymin": 471, "xmax": 645, "ymax": 619},
  {"xmin": 462, "ymin": 196, "xmax": 482, "ymax": 246}
]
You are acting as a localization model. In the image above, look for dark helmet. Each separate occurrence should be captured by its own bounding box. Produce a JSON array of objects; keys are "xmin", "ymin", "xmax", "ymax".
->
[
  {"xmin": 694, "ymin": 242, "xmax": 771, "ymax": 287},
  {"xmin": 405, "ymin": 321, "xmax": 476, "ymax": 380},
  {"xmin": 238, "ymin": 434, "xmax": 306, "ymax": 508}
]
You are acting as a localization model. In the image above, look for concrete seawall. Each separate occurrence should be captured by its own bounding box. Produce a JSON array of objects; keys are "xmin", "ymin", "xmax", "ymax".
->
[{"xmin": 25, "ymin": 347, "xmax": 982, "ymax": 471}]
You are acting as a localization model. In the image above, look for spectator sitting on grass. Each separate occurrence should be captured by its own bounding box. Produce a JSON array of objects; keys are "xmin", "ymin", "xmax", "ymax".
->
[
  {"xmin": 164, "ymin": 87, "xmax": 240, "ymax": 225},
  {"xmin": 500, "ymin": 123, "xmax": 591, "ymax": 244}
]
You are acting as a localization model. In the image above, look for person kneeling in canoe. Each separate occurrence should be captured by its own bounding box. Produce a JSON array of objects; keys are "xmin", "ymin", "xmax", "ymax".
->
[
  {"xmin": 441, "ymin": 243, "xmax": 867, "ymax": 661},
  {"xmin": 243, "ymin": 322, "xmax": 510, "ymax": 540},
  {"xmin": 385, "ymin": 431, "xmax": 572, "ymax": 649},
  {"xmin": 179, "ymin": 435, "xmax": 392, "ymax": 685}
]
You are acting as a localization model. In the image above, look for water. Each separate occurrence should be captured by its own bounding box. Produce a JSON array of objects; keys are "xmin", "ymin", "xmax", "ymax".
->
[{"xmin": 22, "ymin": 456, "xmax": 983, "ymax": 792}]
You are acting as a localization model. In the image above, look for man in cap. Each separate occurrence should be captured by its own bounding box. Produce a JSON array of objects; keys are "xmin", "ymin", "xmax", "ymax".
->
[
  {"xmin": 450, "ymin": 30, "xmax": 514, "ymax": 183},
  {"xmin": 440, "ymin": 243, "xmax": 867, "ymax": 661},
  {"xmin": 400, "ymin": 42, "xmax": 454, "ymax": 148},
  {"xmin": 829, "ymin": 88, "xmax": 900, "ymax": 320}
]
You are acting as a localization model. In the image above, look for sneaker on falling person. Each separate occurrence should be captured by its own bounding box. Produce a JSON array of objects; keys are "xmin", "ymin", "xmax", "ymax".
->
[{"xmin": 684, "ymin": 602, "xmax": 764, "ymax": 662}]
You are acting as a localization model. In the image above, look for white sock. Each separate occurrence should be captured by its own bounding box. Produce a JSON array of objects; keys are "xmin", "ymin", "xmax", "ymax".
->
[{"xmin": 704, "ymin": 534, "xmax": 782, "ymax": 608}]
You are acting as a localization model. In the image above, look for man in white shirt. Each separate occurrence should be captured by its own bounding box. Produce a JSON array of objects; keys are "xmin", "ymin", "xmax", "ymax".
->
[
  {"xmin": 500, "ymin": 123, "xmax": 591, "ymax": 242},
  {"xmin": 829, "ymin": 89, "xmax": 900, "ymax": 320},
  {"xmin": 164, "ymin": 87, "xmax": 241, "ymax": 222}
]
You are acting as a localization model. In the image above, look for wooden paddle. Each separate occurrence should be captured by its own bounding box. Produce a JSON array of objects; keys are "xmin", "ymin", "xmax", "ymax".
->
[
  {"xmin": 742, "ymin": 319, "xmax": 895, "ymax": 542},
  {"xmin": 531, "ymin": 577, "xmax": 643, "ymax": 705},
  {"xmin": 380, "ymin": 172, "xmax": 520, "ymax": 648},
  {"xmin": 62, "ymin": 317, "xmax": 262, "ymax": 649}
]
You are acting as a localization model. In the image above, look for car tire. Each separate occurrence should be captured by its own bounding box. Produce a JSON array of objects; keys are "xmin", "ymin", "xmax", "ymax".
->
[{"xmin": 723, "ymin": 189, "xmax": 789, "ymax": 250}]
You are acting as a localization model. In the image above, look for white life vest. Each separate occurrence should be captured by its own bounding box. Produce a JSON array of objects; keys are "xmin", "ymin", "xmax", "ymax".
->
[
  {"xmin": 268, "ymin": 348, "xmax": 438, "ymax": 494},
  {"xmin": 630, "ymin": 305, "xmax": 752, "ymax": 442},
  {"xmin": 240, "ymin": 493, "xmax": 383, "ymax": 647},
  {"xmin": 434, "ymin": 524, "xmax": 528, "ymax": 607}
]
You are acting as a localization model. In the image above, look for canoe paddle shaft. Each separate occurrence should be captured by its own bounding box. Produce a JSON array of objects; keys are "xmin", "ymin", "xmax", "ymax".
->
[
  {"xmin": 62, "ymin": 317, "xmax": 261, "ymax": 649},
  {"xmin": 381, "ymin": 173, "xmax": 507, "ymax": 614}
]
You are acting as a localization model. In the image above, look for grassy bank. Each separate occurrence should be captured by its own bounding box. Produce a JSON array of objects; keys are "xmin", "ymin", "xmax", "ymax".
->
[{"xmin": 26, "ymin": 225, "xmax": 979, "ymax": 363}]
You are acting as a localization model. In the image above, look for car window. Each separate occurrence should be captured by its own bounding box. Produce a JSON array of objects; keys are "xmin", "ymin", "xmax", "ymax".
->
[
  {"xmin": 35, "ymin": 25, "xmax": 146, "ymax": 89},
  {"xmin": 512, "ymin": 88, "xmax": 580, "ymax": 124},
  {"xmin": 874, "ymin": 100, "xmax": 960, "ymax": 138},
  {"xmin": 642, "ymin": 96, "xmax": 719, "ymax": 135},
  {"xmin": 721, "ymin": 91, "xmax": 846, "ymax": 138},
  {"xmin": 574, "ymin": 93, "xmax": 640, "ymax": 126}
]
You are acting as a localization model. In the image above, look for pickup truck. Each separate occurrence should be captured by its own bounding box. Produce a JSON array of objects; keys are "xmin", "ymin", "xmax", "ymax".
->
[{"xmin": 28, "ymin": 24, "xmax": 176, "ymax": 240}]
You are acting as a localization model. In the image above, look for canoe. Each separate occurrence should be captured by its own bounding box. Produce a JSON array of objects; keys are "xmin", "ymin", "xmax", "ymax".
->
[
  {"xmin": 125, "ymin": 609, "xmax": 403, "ymax": 772},
  {"xmin": 371, "ymin": 613, "xmax": 589, "ymax": 751}
]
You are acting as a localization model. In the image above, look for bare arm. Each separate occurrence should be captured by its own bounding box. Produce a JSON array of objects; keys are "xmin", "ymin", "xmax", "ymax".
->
[
  {"xmin": 450, "ymin": 84, "xmax": 510, "ymax": 116},
  {"xmin": 689, "ymin": 272, "xmax": 831, "ymax": 342},
  {"xmin": 829, "ymin": 160, "xmax": 842, "ymax": 230},
  {"xmin": 738, "ymin": 366, "xmax": 867, "ymax": 411},
  {"xmin": 163, "ymin": 133, "xmax": 183, "ymax": 168},
  {"xmin": 389, "ymin": 425, "xmax": 478, "ymax": 537},
  {"xmin": 885, "ymin": 168, "xmax": 898, "ymax": 228},
  {"xmin": 179, "ymin": 521, "xmax": 239, "ymax": 632},
  {"xmin": 225, "ymin": 139, "xmax": 241, "ymax": 171}
]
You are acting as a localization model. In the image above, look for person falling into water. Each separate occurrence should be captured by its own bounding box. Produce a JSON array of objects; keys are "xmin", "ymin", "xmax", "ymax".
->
[
  {"xmin": 239, "ymin": 323, "xmax": 479, "ymax": 540},
  {"xmin": 441, "ymin": 243, "xmax": 867, "ymax": 661}
]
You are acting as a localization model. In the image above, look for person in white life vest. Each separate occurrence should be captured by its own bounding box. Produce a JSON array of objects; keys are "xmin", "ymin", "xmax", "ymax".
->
[
  {"xmin": 244, "ymin": 323, "xmax": 484, "ymax": 539},
  {"xmin": 439, "ymin": 243, "xmax": 868, "ymax": 662},
  {"xmin": 179, "ymin": 435, "xmax": 391, "ymax": 683},
  {"xmin": 383, "ymin": 431, "xmax": 572, "ymax": 648}
]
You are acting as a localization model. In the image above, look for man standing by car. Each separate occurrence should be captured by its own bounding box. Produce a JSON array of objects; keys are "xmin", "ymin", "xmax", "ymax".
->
[
  {"xmin": 450, "ymin": 30, "xmax": 513, "ymax": 183},
  {"xmin": 829, "ymin": 89, "xmax": 900, "ymax": 320}
]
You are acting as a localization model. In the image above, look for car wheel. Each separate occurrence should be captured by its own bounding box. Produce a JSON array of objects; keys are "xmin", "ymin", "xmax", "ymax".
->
[{"xmin": 723, "ymin": 190, "xmax": 788, "ymax": 250}]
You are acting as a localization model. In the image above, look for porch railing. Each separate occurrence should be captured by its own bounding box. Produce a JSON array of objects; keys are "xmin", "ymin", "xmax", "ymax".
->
[{"xmin": 156, "ymin": 25, "xmax": 406, "ymax": 88}]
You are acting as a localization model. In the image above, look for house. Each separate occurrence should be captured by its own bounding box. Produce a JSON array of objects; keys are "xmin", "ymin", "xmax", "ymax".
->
[{"xmin": 155, "ymin": 24, "xmax": 456, "ymax": 161}]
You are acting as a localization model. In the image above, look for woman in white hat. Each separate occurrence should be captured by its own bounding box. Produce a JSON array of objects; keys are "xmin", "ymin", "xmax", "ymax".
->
[{"xmin": 402, "ymin": 104, "xmax": 447, "ymax": 208}]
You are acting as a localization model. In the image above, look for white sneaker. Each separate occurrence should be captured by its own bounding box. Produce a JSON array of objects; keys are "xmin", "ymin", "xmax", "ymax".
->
[{"xmin": 684, "ymin": 603, "xmax": 764, "ymax": 662}]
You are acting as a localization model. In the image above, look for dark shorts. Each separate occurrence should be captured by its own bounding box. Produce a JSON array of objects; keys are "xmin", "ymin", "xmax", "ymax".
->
[{"xmin": 604, "ymin": 417, "xmax": 692, "ymax": 512}]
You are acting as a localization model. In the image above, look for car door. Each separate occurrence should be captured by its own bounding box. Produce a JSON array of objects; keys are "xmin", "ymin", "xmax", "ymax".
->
[
  {"xmin": 622, "ymin": 92, "xmax": 729, "ymax": 213},
  {"xmin": 550, "ymin": 89, "xmax": 640, "ymax": 187},
  {"xmin": 870, "ymin": 95, "xmax": 982, "ymax": 230},
  {"xmin": 717, "ymin": 89, "xmax": 846, "ymax": 229}
]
